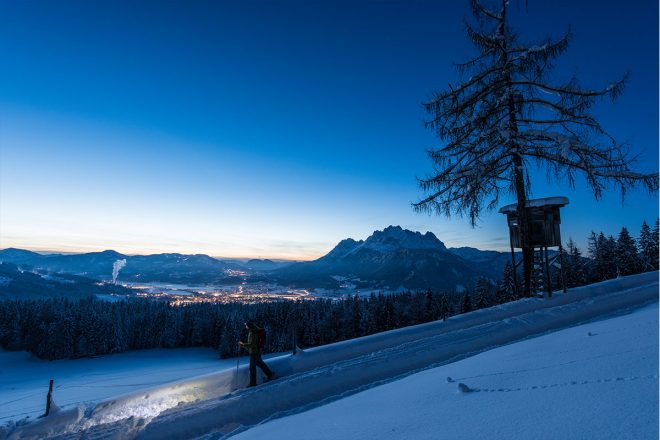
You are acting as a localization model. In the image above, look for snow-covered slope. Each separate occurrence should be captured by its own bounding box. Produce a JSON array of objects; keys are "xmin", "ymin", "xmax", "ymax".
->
[
  {"xmin": 2, "ymin": 272, "xmax": 657, "ymax": 440},
  {"xmin": 234, "ymin": 302, "xmax": 658, "ymax": 440},
  {"xmin": 0, "ymin": 348, "xmax": 232, "ymax": 424}
]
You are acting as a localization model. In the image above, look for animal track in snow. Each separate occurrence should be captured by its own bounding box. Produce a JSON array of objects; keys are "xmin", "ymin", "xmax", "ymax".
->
[{"xmin": 470, "ymin": 374, "xmax": 657, "ymax": 393}]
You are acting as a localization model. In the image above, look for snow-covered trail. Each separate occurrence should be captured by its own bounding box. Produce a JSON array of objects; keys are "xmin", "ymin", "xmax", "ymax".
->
[
  {"xmin": 231, "ymin": 302, "xmax": 659, "ymax": 440},
  {"xmin": 139, "ymin": 273, "xmax": 660, "ymax": 440},
  {"xmin": 4, "ymin": 272, "xmax": 658, "ymax": 440}
]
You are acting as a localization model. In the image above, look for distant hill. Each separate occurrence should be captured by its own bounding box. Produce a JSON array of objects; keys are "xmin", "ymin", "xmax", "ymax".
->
[
  {"xmin": 273, "ymin": 226, "xmax": 488, "ymax": 291},
  {"xmin": 0, "ymin": 248, "xmax": 43, "ymax": 265},
  {"xmin": 447, "ymin": 246, "xmax": 517, "ymax": 280},
  {"xmin": 242, "ymin": 259, "xmax": 293, "ymax": 271},
  {"xmin": 120, "ymin": 253, "xmax": 243, "ymax": 283},
  {"xmin": 0, "ymin": 249, "xmax": 246, "ymax": 284},
  {"xmin": 0, "ymin": 262, "xmax": 134, "ymax": 300}
]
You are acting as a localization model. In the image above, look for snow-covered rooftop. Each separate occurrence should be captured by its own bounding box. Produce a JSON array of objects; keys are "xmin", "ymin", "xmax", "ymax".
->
[{"xmin": 498, "ymin": 196, "xmax": 569, "ymax": 214}]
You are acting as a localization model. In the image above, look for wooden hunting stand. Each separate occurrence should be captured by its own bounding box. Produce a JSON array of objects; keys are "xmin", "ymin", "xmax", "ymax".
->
[{"xmin": 499, "ymin": 197, "xmax": 569, "ymax": 298}]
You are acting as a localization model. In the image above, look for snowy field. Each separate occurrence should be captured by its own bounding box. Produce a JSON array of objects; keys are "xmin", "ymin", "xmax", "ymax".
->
[
  {"xmin": 0, "ymin": 348, "xmax": 234, "ymax": 423},
  {"xmin": 233, "ymin": 301, "xmax": 659, "ymax": 440},
  {"xmin": 1, "ymin": 272, "xmax": 657, "ymax": 439}
]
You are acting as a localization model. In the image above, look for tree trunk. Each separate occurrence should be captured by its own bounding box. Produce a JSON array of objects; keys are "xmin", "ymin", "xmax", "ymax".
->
[
  {"xmin": 512, "ymin": 153, "xmax": 532, "ymax": 296},
  {"xmin": 501, "ymin": 0, "xmax": 532, "ymax": 297}
]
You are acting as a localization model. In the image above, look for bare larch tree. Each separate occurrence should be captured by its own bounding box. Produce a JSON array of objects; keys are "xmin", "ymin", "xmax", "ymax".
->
[{"xmin": 414, "ymin": 0, "xmax": 658, "ymax": 296}]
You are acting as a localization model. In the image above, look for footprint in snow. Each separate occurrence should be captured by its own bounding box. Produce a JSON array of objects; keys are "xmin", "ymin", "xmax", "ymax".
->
[{"xmin": 457, "ymin": 383, "xmax": 472, "ymax": 393}]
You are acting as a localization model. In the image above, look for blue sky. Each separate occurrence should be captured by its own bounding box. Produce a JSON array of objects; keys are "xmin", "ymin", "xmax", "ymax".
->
[{"xmin": 0, "ymin": 0, "xmax": 657, "ymax": 259}]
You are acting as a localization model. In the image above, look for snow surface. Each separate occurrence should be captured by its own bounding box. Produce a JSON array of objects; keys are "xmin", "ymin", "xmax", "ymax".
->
[
  {"xmin": 0, "ymin": 348, "xmax": 232, "ymax": 423},
  {"xmin": 233, "ymin": 302, "xmax": 658, "ymax": 440},
  {"xmin": 1, "ymin": 271, "xmax": 657, "ymax": 440}
]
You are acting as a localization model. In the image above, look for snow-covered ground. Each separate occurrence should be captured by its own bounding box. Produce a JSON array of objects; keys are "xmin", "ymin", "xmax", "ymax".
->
[
  {"xmin": 233, "ymin": 302, "xmax": 658, "ymax": 440},
  {"xmin": 1, "ymin": 271, "xmax": 657, "ymax": 440},
  {"xmin": 0, "ymin": 348, "xmax": 233, "ymax": 423}
]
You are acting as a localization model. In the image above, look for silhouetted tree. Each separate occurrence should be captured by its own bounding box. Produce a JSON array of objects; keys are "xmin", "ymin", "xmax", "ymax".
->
[
  {"xmin": 615, "ymin": 227, "xmax": 640, "ymax": 276},
  {"xmin": 460, "ymin": 289, "xmax": 473, "ymax": 314},
  {"xmin": 496, "ymin": 261, "xmax": 519, "ymax": 303},
  {"xmin": 473, "ymin": 277, "xmax": 492, "ymax": 309},
  {"xmin": 638, "ymin": 221, "xmax": 654, "ymax": 270},
  {"xmin": 654, "ymin": 219, "xmax": 660, "ymax": 259},
  {"xmin": 638, "ymin": 220, "xmax": 659, "ymax": 271},
  {"xmin": 415, "ymin": 0, "xmax": 658, "ymax": 297},
  {"xmin": 563, "ymin": 238, "xmax": 587, "ymax": 287},
  {"xmin": 588, "ymin": 231, "xmax": 617, "ymax": 281},
  {"xmin": 439, "ymin": 293, "xmax": 451, "ymax": 321}
]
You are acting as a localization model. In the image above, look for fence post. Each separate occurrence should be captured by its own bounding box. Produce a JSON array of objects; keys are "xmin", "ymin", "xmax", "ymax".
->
[{"xmin": 45, "ymin": 379, "xmax": 54, "ymax": 417}]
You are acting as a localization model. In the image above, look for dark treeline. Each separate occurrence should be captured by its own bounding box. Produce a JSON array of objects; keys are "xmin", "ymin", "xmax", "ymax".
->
[
  {"xmin": 0, "ymin": 289, "xmax": 476, "ymax": 361},
  {"xmin": 560, "ymin": 219, "xmax": 659, "ymax": 288},
  {"xmin": 1, "ymin": 220, "xmax": 656, "ymax": 361},
  {"xmin": 499, "ymin": 219, "xmax": 659, "ymax": 295}
]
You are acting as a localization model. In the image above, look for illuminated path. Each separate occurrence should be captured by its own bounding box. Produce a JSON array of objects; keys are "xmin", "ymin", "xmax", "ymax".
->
[{"xmin": 7, "ymin": 272, "xmax": 658, "ymax": 440}]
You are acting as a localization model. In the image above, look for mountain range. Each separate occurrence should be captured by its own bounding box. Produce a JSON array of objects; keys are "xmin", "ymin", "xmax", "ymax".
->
[
  {"xmin": 0, "ymin": 248, "xmax": 246, "ymax": 284},
  {"xmin": 273, "ymin": 226, "xmax": 512, "ymax": 291},
  {"xmin": 0, "ymin": 226, "xmax": 515, "ymax": 293}
]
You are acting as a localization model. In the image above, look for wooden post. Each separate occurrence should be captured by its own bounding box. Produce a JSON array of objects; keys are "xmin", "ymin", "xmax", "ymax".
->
[
  {"xmin": 45, "ymin": 379, "xmax": 54, "ymax": 417},
  {"xmin": 292, "ymin": 327, "xmax": 297, "ymax": 355},
  {"xmin": 558, "ymin": 239, "xmax": 567, "ymax": 294},
  {"xmin": 509, "ymin": 232, "xmax": 519, "ymax": 299},
  {"xmin": 544, "ymin": 246, "xmax": 552, "ymax": 298}
]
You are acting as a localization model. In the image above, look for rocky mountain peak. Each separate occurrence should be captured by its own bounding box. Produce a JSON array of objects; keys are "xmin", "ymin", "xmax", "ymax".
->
[
  {"xmin": 362, "ymin": 225, "xmax": 447, "ymax": 253},
  {"xmin": 324, "ymin": 238, "xmax": 364, "ymax": 260}
]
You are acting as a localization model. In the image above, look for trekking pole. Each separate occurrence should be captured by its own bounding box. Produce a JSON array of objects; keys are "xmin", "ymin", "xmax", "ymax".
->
[{"xmin": 236, "ymin": 340, "xmax": 240, "ymax": 372}]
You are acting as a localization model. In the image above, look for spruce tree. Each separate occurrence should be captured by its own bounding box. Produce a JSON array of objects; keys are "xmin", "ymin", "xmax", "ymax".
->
[
  {"xmin": 564, "ymin": 238, "xmax": 587, "ymax": 287},
  {"xmin": 615, "ymin": 227, "xmax": 641, "ymax": 276},
  {"xmin": 589, "ymin": 232, "xmax": 616, "ymax": 281},
  {"xmin": 600, "ymin": 234, "xmax": 618, "ymax": 280},
  {"xmin": 439, "ymin": 293, "xmax": 450, "ymax": 321},
  {"xmin": 460, "ymin": 289, "xmax": 473, "ymax": 314},
  {"xmin": 473, "ymin": 278, "xmax": 492, "ymax": 309},
  {"xmin": 415, "ymin": 0, "xmax": 658, "ymax": 297},
  {"xmin": 424, "ymin": 289, "xmax": 437, "ymax": 321},
  {"xmin": 497, "ymin": 260, "xmax": 519, "ymax": 303},
  {"xmin": 587, "ymin": 231, "xmax": 599, "ymax": 259},
  {"xmin": 587, "ymin": 231, "xmax": 601, "ymax": 282},
  {"xmin": 638, "ymin": 221, "xmax": 655, "ymax": 271},
  {"xmin": 649, "ymin": 219, "xmax": 660, "ymax": 270}
]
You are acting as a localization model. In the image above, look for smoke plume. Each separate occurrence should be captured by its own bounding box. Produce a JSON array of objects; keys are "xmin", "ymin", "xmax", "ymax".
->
[{"xmin": 112, "ymin": 259, "xmax": 127, "ymax": 284}]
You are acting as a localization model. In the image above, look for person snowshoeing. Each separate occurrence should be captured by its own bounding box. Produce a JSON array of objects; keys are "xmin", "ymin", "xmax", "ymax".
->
[{"xmin": 240, "ymin": 320, "xmax": 275, "ymax": 387}]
